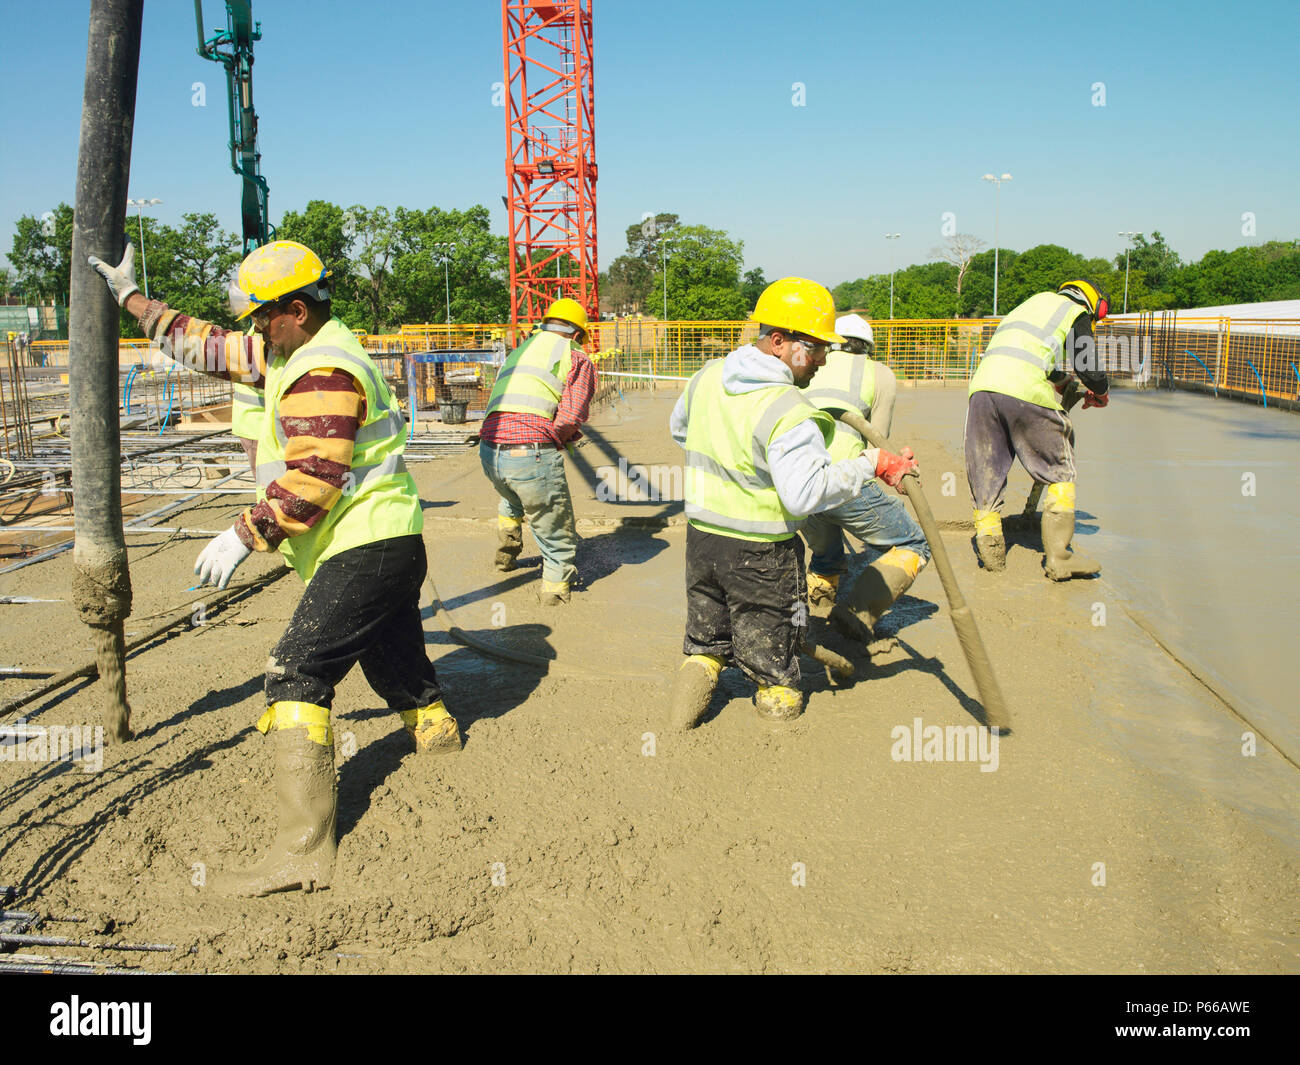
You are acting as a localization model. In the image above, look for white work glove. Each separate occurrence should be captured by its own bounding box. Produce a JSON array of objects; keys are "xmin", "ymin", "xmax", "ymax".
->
[
  {"xmin": 195, "ymin": 527, "xmax": 252, "ymax": 590},
  {"xmin": 87, "ymin": 243, "xmax": 139, "ymax": 306}
]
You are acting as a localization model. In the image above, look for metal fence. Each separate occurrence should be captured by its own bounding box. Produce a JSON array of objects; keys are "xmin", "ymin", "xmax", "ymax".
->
[{"xmin": 15, "ymin": 315, "xmax": 1300, "ymax": 426}]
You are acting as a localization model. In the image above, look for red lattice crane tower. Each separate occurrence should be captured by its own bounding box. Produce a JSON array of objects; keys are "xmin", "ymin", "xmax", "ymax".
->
[{"xmin": 502, "ymin": 0, "xmax": 598, "ymax": 336}]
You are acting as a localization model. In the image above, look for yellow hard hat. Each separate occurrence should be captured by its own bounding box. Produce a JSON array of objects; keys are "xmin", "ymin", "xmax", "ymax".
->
[
  {"xmin": 1058, "ymin": 278, "xmax": 1110, "ymax": 320},
  {"xmin": 233, "ymin": 240, "xmax": 332, "ymax": 320},
  {"xmin": 542, "ymin": 297, "xmax": 590, "ymax": 336},
  {"xmin": 750, "ymin": 277, "xmax": 845, "ymax": 344}
]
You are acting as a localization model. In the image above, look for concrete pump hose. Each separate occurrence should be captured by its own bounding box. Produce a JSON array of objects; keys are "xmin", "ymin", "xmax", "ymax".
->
[{"xmin": 837, "ymin": 409, "xmax": 1011, "ymax": 731}]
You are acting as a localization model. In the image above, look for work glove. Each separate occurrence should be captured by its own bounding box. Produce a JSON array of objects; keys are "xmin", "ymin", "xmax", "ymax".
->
[
  {"xmin": 87, "ymin": 243, "xmax": 139, "ymax": 306},
  {"xmin": 194, "ymin": 526, "xmax": 252, "ymax": 590},
  {"xmin": 875, "ymin": 447, "xmax": 918, "ymax": 489},
  {"xmin": 1082, "ymin": 389, "xmax": 1109, "ymax": 409}
]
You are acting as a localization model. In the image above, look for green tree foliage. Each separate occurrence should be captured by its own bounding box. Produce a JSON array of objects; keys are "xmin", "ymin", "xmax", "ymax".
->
[
  {"xmin": 1171, "ymin": 241, "xmax": 1300, "ymax": 306},
  {"xmin": 600, "ymin": 254, "xmax": 653, "ymax": 315},
  {"xmin": 390, "ymin": 204, "xmax": 510, "ymax": 327},
  {"xmin": 741, "ymin": 267, "xmax": 767, "ymax": 309},
  {"xmin": 1117, "ymin": 231, "xmax": 1182, "ymax": 294},
  {"xmin": 8, "ymin": 203, "xmax": 74, "ymax": 301},
  {"xmin": 144, "ymin": 212, "xmax": 241, "ymax": 327},
  {"xmin": 651, "ymin": 224, "xmax": 748, "ymax": 320}
]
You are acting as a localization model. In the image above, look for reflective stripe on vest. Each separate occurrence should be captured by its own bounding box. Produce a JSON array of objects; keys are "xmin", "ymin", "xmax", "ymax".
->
[
  {"xmin": 969, "ymin": 292, "xmax": 1082, "ymax": 410},
  {"xmin": 256, "ymin": 318, "xmax": 420, "ymax": 581},
  {"xmin": 682, "ymin": 357, "xmax": 834, "ymax": 541},
  {"xmin": 484, "ymin": 331, "xmax": 572, "ymax": 420}
]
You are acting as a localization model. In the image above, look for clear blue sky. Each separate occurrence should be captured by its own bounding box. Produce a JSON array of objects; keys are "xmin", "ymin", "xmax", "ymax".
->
[{"xmin": 2, "ymin": 0, "xmax": 1297, "ymax": 287}]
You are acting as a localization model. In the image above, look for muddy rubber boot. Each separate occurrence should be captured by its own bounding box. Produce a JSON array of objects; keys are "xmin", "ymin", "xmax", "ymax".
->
[
  {"xmin": 667, "ymin": 654, "xmax": 723, "ymax": 732},
  {"xmin": 495, "ymin": 515, "xmax": 523, "ymax": 572},
  {"xmin": 401, "ymin": 700, "xmax": 463, "ymax": 754},
  {"xmin": 829, "ymin": 547, "xmax": 924, "ymax": 650},
  {"xmin": 754, "ymin": 684, "xmax": 804, "ymax": 723},
  {"xmin": 807, "ymin": 571, "xmax": 839, "ymax": 612},
  {"xmin": 213, "ymin": 718, "xmax": 337, "ymax": 898},
  {"xmin": 973, "ymin": 509, "xmax": 1006, "ymax": 572},
  {"xmin": 1041, "ymin": 509, "xmax": 1100, "ymax": 581},
  {"xmin": 540, "ymin": 579, "xmax": 571, "ymax": 606},
  {"xmin": 974, "ymin": 534, "xmax": 1006, "ymax": 572}
]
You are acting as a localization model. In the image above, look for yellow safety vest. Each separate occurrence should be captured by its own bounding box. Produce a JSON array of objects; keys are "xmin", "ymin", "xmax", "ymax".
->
[
  {"xmin": 255, "ymin": 317, "xmax": 420, "ymax": 582},
  {"xmin": 969, "ymin": 292, "xmax": 1085, "ymax": 410},
  {"xmin": 230, "ymin": 382, "xmax": 265, "ymax": 439},
  {"xmin": 804, "ymin": 349, "xmax": 878, "ymax": 462},
  {"xmin": 682, "ymin": 358, "xmax": 834, "ymax": 542},
  {"xmin": 485, "ymin": 330, "xmax": 574, "ymax": 420}
]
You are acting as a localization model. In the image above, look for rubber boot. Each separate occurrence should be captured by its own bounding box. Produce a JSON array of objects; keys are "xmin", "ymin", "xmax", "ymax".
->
[
  {"xmin": 754, "ymin": 684, "xmax": 804, "ymax": 723},
  {"xmin": 973, "ymin": 509, "xmax": 1006, "ymax": 572},
  {"xmin": 667, "ymin": 654, "xmax": 723, "ymax": 732},
  {"xmin": 400, "ymin": 700, "xmax": 463, "ymax": 754},
  {"xmin": 495, "ymin": 514, "xmax": 523, "ymax": 572},
  {"xmin": 806, "ymin": 571, "xmax": 839, "ymax": 615},
  {"xmin": 540, "ymin": 579, "xmax": 570, "ymax": 606},
  {"xmin": 1041, "ymin": 482, "xmax": 1099, "ymax": 580},
  {"xmin": 213, "ymin": 703, "xmax": 337, "ymax": 897},
  {"xmin": 829, "ymin": 547, "xmax": 924, "ymax": 649}
]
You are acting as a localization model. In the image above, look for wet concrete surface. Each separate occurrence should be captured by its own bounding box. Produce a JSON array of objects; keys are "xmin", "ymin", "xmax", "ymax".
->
[{"xmin": 0, "ymin": 383, "xmax": 1295, "ymax": 972}]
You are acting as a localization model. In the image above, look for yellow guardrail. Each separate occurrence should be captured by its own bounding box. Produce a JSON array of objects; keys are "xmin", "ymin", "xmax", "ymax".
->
[{"xmin": 22, "ymin": 316, "xmax": 1300, "ymax": 409}]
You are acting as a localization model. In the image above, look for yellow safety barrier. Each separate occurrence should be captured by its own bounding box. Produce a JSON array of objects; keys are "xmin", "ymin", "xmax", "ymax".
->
[{"xmin": 16, "ymin": 315, "xmax": 1299, "ymax": 413}]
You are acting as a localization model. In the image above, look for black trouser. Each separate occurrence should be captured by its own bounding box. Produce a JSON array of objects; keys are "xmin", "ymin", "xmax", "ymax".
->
[
  {"xmin": 266, "ymin": 534, "xmax": 442, "ymax": 713},
  {"xmin": 683, "ymin": 524, "xmax": 806, "ymax": 689}
]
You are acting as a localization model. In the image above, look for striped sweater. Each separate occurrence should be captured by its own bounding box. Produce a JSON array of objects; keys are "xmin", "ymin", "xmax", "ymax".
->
[{"xmin": 143, "ymin": 302, "xmax": 365, "ymax": 552}]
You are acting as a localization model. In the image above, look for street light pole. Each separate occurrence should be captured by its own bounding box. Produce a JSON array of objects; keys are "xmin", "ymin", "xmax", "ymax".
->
[
  {"xmin": 981, "ymin": 174, "xmax": 1012, "ymax": 316},
  {"xmin": 433, "ymin": 241, "xmax": 457, "ymax": 326},
  {"xmin": 125, "ymin": 197, "xmax": 161, "ymax": 299},
  {"xmin": 1117, "ymin": 230, "xmax": 1142, "ymax": 314},
  {"xmin": 885, "ymin": 233, "xmax": 900, "ymax": 318}
]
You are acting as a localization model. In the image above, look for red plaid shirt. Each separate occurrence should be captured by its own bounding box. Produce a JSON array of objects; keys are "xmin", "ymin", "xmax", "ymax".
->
[{"xmin": 480, "ymin": 345, "xmax": 597, "ymax": 448}]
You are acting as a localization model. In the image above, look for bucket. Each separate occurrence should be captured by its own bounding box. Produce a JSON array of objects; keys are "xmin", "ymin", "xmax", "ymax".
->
[{"xmin": 441, "ymin": 400, "xmax": 468, "ymax": 425}]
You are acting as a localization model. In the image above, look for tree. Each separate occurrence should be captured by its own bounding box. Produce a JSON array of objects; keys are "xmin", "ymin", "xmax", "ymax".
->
[
  {"xmin": 146, "ymin": 212, "xmax": 242, "ymax": 327},
  {"xmin": 930, "ymin": 234, "xmax": 987, "ymax": 298},
  {"xmin": 344, "ymin": 205, "xmax": 400, "ymax": 334},
  {"xmin": 390, "ymin": 204, "xmax": 509, "ymax": 326},
  {"xmin": 8, "ymin": 203, "xmax": 74, "ymax": 302},
  {"xmin": 625, "ymin": 212, "xmax": 680, "ymax": 265},
  {"xmin": 741, "ymin": 267, "xmax": 767, "ymax": 309},
  {"xmin": 601, "ymin": 254, "xmax": 652, "ymax": 315},
  {"xmin": 1119, "ymin": 231, "xmax": 1182, "ymax": 292},
  {"xmin": 651, "ymin": 224, "xmax": 748, "ymax": 320}
]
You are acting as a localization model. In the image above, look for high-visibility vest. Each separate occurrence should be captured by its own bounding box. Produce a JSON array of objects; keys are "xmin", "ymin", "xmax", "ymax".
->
[
  {"xmin": 255, "ymin": 317, "xmax": 420, "ymax": 582},
  {"xmin": 682, "ymin": 358, "xmax": 834, "ymax": 542},
  {"xmin": 484, "ymin": 330, "xmax": 573, "ymax": 420},
  {"xmin": 230, "ymin": 382, "xmax": 266, "ymax": 439},
  {"xmin": 803, "ymin": 349, "xmax": 878, "ymax": 462},
  {"xmin": 231, "ymin": 324, "xmax": 266, "ymax": 438},
  {"xmin": 969, "ymin": 291, "xmax": 1085, "ymax": 410}
]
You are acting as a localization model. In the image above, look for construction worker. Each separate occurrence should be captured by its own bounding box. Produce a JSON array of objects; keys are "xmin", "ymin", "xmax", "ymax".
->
[
  {"xmin": 965, "ymin": 278, "xmax": 1111, "ymax": 579},
  {"xmin": 801, "ymin": 314, "xmax": 930, "ymax": 646},
  {"xmin": 668, "ymin": 278, "xmax": 918, "ymax": 731},
  {"xmin": 479, "ymin": 298, "xmax": 596, "ymax": 606},
  {"xmin": 88, "ymin": 240, "xmax": 461, "ymax": 897}
]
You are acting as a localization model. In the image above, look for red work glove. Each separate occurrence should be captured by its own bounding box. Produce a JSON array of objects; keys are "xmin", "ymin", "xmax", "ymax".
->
[
  {"xmin": 875, "ymin": 447, "xmax": 918, "ymax": 488},
  {"xmin": 1082, "ymin": 389, "xmax": 1109, "ymax": 409}
]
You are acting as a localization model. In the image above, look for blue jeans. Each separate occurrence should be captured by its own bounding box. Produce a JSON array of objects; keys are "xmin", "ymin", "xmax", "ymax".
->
[
  {"xmin": 802, "ymin": 480, "xmax": 930, "ymax": 576},
  {"xmin": 479, "ymin": 442, "xmax": 577, "ymax": 584}
]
